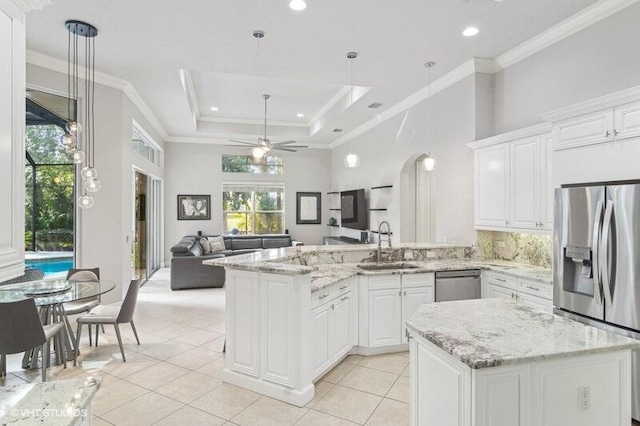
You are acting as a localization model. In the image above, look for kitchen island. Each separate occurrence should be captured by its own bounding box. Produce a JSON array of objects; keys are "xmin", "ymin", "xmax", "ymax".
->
[
  {"xmin": 204, "ymin": 244, "xmax": 553, "ymax": 406},
  {"xmin": 406, "ymin": 298, "xmax": 640, "ymax": 426}
]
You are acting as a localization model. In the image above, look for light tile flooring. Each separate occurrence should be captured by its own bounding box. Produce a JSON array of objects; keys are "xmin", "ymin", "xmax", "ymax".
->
[{"xmin": 1, "ymin": 268, "xmax": 410, "ymax": 425}]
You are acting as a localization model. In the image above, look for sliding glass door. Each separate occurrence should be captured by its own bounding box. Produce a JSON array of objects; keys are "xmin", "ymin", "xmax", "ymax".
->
[{"xmin": 132, "ymin": 170, "xmax": 162, "ymax": 282}]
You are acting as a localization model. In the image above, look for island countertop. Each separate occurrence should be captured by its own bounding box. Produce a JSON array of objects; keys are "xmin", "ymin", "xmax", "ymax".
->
[{"xmin": 406, "ymin": 298, "xmax": 640, "ymax": 369}]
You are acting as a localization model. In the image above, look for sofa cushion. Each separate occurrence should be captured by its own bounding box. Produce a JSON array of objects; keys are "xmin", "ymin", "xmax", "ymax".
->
[
  {"xmin": 209, "ymin": 235, "xmax": 226, "ymax": 253},
  {"xmin": 231, "ymin": 238, "xmax": 263, "ymax": 250},
  {"xmin": 224, "ymin": 238, "xmax": 232, "ymax": 250},
  {"xmin": 263, "ymin": 237, "xmax": 292, "ymax": 249},
  {"xmin": 188, "ymin": 241, "xmax": 204, "ymax": 256},
  {"xmin": 171, "ymin": 236, "xmax": 197, "ymax": 254}
]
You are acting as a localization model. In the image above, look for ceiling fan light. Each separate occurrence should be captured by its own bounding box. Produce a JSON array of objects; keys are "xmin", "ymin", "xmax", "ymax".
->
[
  {"xmin": 251, "ymin": 146, "xmax": 266, "ymax": 160},
  {"xmin": 344, "ymin": 153, "xmax": 360, "ymax": 168},
  {"xmin": 423, "ymin": 155, "xmax": 436, "ymax": 171},
  {"xmin": 289, "ymin": 0, "xmax": 307, "ymax": 11}
]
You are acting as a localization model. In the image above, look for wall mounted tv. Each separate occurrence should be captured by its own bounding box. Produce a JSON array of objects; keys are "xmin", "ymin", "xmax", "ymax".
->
[{"xmin": 340, "ymin": 189, "xmax": 368, "ymax": 230}]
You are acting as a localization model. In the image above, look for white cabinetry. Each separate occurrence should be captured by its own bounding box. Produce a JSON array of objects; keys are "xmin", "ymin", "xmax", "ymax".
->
[
  {"xmin": 361, "ymin": 273, "xmax": 435, "ymax": 350},
  {"xmin": 470, "ymin": 124, "xmax": 553, "ymax": 233},
  {"xmin": 482, "ymin": 271, "xmax": 552, "ymax": 314},
  {"xmin": 554, "ymin": 100, "xmax": 640, "ymax": 150}
]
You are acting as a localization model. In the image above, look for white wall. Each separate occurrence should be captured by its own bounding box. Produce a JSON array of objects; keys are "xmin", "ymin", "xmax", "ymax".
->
[
  {"xmin": 163, "ymin": 143, "xmax": 331, "ymax": 262},
  {"xmin": 330, "ymin": 74, "xmax": 482, "ymax": 245},
  {"xmin": 27, "ymin": 64, "xmax": 165, "ymax": 303},
  {"xmin": 494, "ymin": 2, "xmax": 640, "ymax": 134}
]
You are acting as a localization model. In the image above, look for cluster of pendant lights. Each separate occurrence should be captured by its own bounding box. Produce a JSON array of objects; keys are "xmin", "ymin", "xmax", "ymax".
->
[{"xmin": 61, "ymin": 20, "xmax": 101, "ymax": 209}]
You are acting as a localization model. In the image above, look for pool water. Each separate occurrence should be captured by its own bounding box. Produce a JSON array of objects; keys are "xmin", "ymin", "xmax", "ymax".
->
[{"xmin": 25, "ymin": 259, "xmax": 73, "ymax": 276}]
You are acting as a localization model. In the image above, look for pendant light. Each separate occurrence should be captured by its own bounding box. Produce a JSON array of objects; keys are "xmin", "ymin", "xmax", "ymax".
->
[
  {"xmin": 423, "ymin": 62, "xmax": 436, "ymax": 172},
  {"xmin": 65, "ymin": 20, "xmax": 100, "ymax": 209},
  {"xmin": 344, "ymin": 51, "xmax": 360, "ymax": 168}
]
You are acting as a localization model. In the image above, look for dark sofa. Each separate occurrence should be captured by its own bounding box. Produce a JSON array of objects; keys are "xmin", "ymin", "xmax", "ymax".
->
[{"xmin": 170, "ymin": 234, "xmax": 296, "ymax": 290}]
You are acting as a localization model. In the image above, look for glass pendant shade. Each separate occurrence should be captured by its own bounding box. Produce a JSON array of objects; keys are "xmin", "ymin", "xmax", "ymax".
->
[
  {"xmin": 78, "ymin": 194, "xmax": 94, "ymax": 209},
  {"xmin": 344, "ymin": 152, "xmax": 361, "ymax": 168},
  {"xmin": 251, "ymin": 146, "xmax": 266, "ymax": 160},
  {"xmin": 85, "ymin": 178, "xmax": 102, "ymax": 193},
  {"xmin": 80, "ymin": 166, "xmax": 98, "ymax": 180},
  {"xmin": 71, "ymin": 149, "xmax": 85, "ymax": 164},
  {"xmin": 66, "ymin": 121, "xmax": 82, "ymax": 135},
  {"xmin": 423, "ymin": 155, "xmax": 436, "ymax": 171},
  {"xmin": 61, "ymin": 133, "xmax": 75, "ymax": 147},
  {"xmin": 289, "ymin": 0, "xmax": 307, "ymax": 11}
]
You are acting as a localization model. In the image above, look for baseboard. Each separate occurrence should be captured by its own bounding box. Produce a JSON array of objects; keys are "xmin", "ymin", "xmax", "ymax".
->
[
  {"xmin": 221, "ymin": 368, "xmax": 314, "ymax": 407},
  {"xmin": 354, "ymin": 344, "xmax": 409, "ymax": 356}
]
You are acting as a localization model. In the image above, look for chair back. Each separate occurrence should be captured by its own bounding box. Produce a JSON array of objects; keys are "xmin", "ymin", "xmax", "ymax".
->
[
  {"xmin": 1, "ymin": 268, "xmax": 45, "ymax": 286},
  {"xmin": 117, "ymin": 280, "xmax": 140, "ymax": 323},
  {"xmin": 66, "ymin": 268, "xmax": 100, "ymax": 281},
  {"xmin": 0, "ymin": 298, "xmax": 46, "ymax": 355}
]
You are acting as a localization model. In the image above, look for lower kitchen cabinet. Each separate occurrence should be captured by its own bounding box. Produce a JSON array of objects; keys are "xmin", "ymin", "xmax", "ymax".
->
[
  {"xmin": 402, "ymin": 287, "xmax": 434, "ymax": 343},
  {"xmin": 482, "ymin": 271, "xmax": 552, "ymax": 313},
  {"xmin": 368, "ymin": 288, "xmax": 403, "ymax": 347}
]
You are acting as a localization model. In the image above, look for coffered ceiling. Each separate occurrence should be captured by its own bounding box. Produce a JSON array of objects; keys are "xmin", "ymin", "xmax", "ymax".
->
[{"xmin": 25, "ymin": 0, "xmax": 600, "ymax": 146}]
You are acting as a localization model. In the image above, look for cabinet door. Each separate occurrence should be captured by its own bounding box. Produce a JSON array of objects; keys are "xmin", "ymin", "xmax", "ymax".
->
[
  {"xmin": 311, "ymin": 303, "xmax": 331, "ymax": 377},
  {"xmin": 614, "ymin": 100, "xmax": 640, "ymax": 141},
  {"xmin": 227, "ymin": 271, "xmax": 260, "ymax": 377},
  {"xmin": 517, "ymin": 292, "xmax": 553, "ymax": 314},
  {"xmin": 553, "ymin": 109, "xmax": 613, "ymax": 150},
  {"xmin": 486, "ymin": 283, "xmax": 515, "ymax": 300},
  {"xmin": 475, "ymin": 144, "xmax": 510, "ymax": 228},
  {"xmin": 368, "ymin": 288, "xmax": 402, "ymax": 347},
  {"xmin": 510, "ymin": 137, "xmax": 539, "ymax": 230},
  {"xmin": 330, "ymin": 292, "xmax": 353, "ymax": 360},
  {"xmin": 401, "ymin": 287, "xmax": 434, "ymax": 343},
  {"xmin": 539, "ymin": 133, "xmax": 554, "ymax": 231}
]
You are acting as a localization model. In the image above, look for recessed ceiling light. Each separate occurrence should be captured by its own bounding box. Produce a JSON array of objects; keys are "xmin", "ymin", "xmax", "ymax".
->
[
  {"xmin": 368, "ymin": 102, "xmax": 383, "ymax": 109},
  {"xmin": 297, "ymin": 113, "xmax": 305, "ymax": 118},
  {"xmin": 333, "ymin": 128, "xmax": 343, "ymax": 133},
  {"xmin": 289, "ymin": 0, "xmax": 307, "ymax": 11},
  {"xmin": 463, "ymin": 27, "xmax": 479, "ymax": 37},
  {"xmin": 210, "ymin": 106, "xmax": 219, "ymax": 111}
]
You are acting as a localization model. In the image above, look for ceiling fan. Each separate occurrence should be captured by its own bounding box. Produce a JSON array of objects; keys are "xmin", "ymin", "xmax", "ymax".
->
[{"xmin": 227, "ymin": 94, "xmax": 308, "ymax": 160}]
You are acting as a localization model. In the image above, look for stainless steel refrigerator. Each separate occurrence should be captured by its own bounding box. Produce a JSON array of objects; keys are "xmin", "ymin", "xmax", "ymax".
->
[{"xmin": 554, "ymin": 180, "xmax": 640, "ymax": 420}]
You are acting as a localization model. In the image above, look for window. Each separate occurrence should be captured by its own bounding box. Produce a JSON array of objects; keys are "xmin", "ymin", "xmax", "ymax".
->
[
  {"xmin": 132, "ymin": 121, "xmax": 161, "ymax": 165},
  {"xmin": 223, "ymin": 184, "xmax": 285, "ymax": 234},
  {"xmin": 222, "ymin": 154, "xmax": 284, "ymax": 175}
]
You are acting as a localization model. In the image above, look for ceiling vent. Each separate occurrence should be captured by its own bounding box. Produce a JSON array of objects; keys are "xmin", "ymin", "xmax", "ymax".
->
[
  {"xmin": 333, "ymin": 128, "xmax": 344, "ymax": 133},
  {"xmin": 368, "ymin": 102, "xmax": 383, "ymax": 109}
]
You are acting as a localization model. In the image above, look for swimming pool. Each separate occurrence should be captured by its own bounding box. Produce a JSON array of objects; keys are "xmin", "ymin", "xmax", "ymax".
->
[{"xmin": 25, "ymin": 259, "xmax": 73, "ymax": 276}]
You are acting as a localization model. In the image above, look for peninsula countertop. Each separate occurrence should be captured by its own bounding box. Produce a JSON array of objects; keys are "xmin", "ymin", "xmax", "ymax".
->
[
  {"xmin": 406, "ymin": 298, "xmax": 640, "ymax": 369},
  {"xmin": 0, "ymin": 376, "xmax": 101, "ymax": 425}
]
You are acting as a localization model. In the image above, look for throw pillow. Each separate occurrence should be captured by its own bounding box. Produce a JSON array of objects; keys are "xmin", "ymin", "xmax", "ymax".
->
[
  {"xmin": 200, "ymin": 237, "xmax": 212, "ymax": 254},
  {"xmin": 209, "ymin": 235, "xmax": 225, "ymax": 253}
]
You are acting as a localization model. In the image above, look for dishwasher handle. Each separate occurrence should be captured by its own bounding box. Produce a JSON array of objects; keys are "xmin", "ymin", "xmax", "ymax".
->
[{"xmin": 435, "ymin": 269, "xmax": 481, "ymax": 279}]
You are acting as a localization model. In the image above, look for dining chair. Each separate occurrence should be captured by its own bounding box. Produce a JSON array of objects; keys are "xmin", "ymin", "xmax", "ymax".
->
[
  {"xmin": 0, "ymin": 298, "xmax": 66, "ymax": 382},
  {"xmin": 75, "ymin": 280, "xmax": 141, "ymax": 363},
  {"xmin": 0, "ymin": 267, "xmax": 45, "ymax": 286},
  {"xmin": 63, "ymin": 268, "xmax": 102, "ymax": 346}
]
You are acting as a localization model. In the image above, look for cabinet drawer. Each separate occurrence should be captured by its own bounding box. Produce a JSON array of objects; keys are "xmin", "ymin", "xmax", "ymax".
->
[
  {"xmin": 486, "ymin": 271, "xmax": 516, "ymax": 290},
  {"xmin": 367, "ymin": 274, "xmax": 401, "ymax": 290},
  {"xmin": 312, "ymin": 278, "xmax": 353, "ymax": 309},
  {"xmin": 517, "ymin": 278, "xmax": 552, "ymax": 299},
  {"xmin": 402, "ymin": 273, "xmax": 435, "ymax": 288},
  {"xmin": 518, "ymin": 292, "xmax": 553, "ymax": 314}
]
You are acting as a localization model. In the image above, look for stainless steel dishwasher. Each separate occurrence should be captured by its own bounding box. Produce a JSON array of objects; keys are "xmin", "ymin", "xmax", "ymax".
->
[{"xmin": 435, "ymin": 270, "xmax": 482, "ymax": 302}]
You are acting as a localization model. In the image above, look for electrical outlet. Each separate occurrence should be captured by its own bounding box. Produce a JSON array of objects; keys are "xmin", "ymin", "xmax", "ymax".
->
[
  {"xmin": 426, "ymin": 252, "xmax": 436, "ymax": 258},
  {"xmin": 578, "ymin": 386, "xmax": 590, "ymax": 411},
  {"xmin": 404, "ymin": 252, "xmax": 414, "ymax": 260},
  {"xmin": 497, "ymin": 240, "xmax": 506, "ymax": 248}
]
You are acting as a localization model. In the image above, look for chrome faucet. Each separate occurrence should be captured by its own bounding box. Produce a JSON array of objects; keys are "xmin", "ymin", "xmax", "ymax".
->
[{"xmin": 377, "ymin": 220, "xmax": 392, "ymax": 263}]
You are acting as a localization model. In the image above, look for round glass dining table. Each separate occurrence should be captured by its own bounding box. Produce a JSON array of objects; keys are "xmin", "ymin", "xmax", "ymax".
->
[{"xmin": 0, "ymin": 279, "xmax": 115, "ymax": 369}]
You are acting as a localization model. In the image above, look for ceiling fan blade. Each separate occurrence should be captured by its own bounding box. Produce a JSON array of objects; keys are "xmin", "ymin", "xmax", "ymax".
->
[
  {"xmin": 228, "ymin": 139, "xmax": 257, "ymax": 146},
  {"xmin": 277, "ymin": 145, "xmax": 308, "ymax": 149},
  {"xmin": 272, "ymin": 147, "xmax": 298, "ymax": 152},
  {"xmin": 272, "ymin": 140, "xmax": 297, "ymax": 146}
]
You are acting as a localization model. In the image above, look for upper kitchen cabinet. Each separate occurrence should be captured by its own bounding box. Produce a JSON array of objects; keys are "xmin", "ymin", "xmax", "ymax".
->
[{"xmin": 469, "ymin": 123, "xmax": 553, "ymax": 233}]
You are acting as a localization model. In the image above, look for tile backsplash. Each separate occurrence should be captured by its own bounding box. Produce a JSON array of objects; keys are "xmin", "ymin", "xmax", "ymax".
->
[{"xmin": 475, "ymin": 230, "xmax": 552, "ymax": 269}]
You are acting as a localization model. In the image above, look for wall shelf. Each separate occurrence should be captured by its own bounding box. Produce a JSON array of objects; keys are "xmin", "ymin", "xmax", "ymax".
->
[
  {"xmin": 369, "ymin": 208, "xmax": 387, "ymax": 212},
  {"xmin": 370, "ymin": 230, "xmax": 393, "ymax": 235},
  {"xmin": 327, "ymin": 224, "xmax": 339, "ymax": 227},
  {"xmin": 327, "ymin": 191, "xmax": 339, "ymax": 195},
  {"xmin": 371, "ymin": 185, "xmax": 393, "ymax": 190},
  {"xmin": 329, "ymin": 208, "xmax": 341, "ymax": 211}
]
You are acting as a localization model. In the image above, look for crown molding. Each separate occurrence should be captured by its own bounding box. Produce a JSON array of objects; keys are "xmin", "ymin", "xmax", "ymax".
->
[
  {"xmin": 26, "ymin": 49, "xmax": 169, "ymax": 140},
  {"xmin": 540, "ymin": 84, "xmax": 640, "ymax": 123},
  {"xmin": 165, "ymin": 135, "xmax": 331, "ymax": 149},
  {"xmin": 179, "ymin": 69, "xmax": 199, "ymax": 131},
  {"xmin": 11, "ymin": 0, "xmax": 51, "ymax": 12},
  {"xmin": 329, "ymin": 58, "xmax": 493, "ymax": 149},
  {"xmin": 198, "ymin": 115, "xmax": 307, "ymax": 128},
  {"xmin": 494, "ymin": 0, "xmax": 639, "ymax": 71},
  {"xmin": 467, "ymin": 122, "xmax": 552, "ymax": 150}
]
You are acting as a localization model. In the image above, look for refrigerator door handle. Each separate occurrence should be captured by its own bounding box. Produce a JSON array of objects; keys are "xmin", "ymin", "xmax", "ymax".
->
[
  {"xmin": 599, "ymin": 200, "xmax": 614, "ymax": 309},
  {"xmin": 592, "ymin": 200, "xmax": 604, "ymax": 305}
]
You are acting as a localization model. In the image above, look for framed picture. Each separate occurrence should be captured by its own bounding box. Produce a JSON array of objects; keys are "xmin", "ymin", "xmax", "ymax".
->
[
  {"xmin": 177, "ymin": 194, "xmax": 211, "ymax": 220},
  {"xmin": 296, "ymin": 192, "xmax": 321, "ymax": 225}
]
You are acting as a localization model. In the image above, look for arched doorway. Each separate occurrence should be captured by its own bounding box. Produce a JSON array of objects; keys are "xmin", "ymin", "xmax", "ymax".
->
[{"xmin": 399, "ymin": 154, "xmax": 436, "ymax": 243}]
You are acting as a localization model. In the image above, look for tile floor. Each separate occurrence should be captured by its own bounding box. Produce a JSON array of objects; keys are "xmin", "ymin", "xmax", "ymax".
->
[{"xmin": 1, "ymin": 268, "xmax": 410, "ymax": 426}]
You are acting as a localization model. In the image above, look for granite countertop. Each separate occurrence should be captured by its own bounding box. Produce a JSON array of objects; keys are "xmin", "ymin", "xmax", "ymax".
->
[
  {"xmin": 406, "ymin": 298, "xmax": 640, "ymax": 369},
  {"xmin": 0, "ymin": 376, "xmax": 101, "ymax": 425}
]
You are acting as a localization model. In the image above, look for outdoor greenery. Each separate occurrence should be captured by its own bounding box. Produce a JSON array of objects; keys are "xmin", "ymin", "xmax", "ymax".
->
[
  {"xmin": 222, "ymin": 154, "xmax": 284, "ymax": 174},
  {"xmin": 25, "ymin": 124, "xmax": 74, "ymax": 252},
  {"xmin": 223, "ymin": 189, "xmax": 284, "ymax": 234}
]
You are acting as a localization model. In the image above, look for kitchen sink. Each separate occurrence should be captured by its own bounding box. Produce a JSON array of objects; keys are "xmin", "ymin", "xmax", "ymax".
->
[{"xmin": 357, "ymin": 263, "xmax": 420, "ymax": 271}]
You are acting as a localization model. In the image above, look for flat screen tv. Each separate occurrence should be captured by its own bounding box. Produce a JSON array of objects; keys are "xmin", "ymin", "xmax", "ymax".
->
[{"xmin": 341, "ymin": 189, "xmax": 368, "ymax": 230}]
